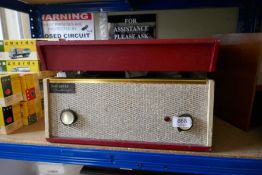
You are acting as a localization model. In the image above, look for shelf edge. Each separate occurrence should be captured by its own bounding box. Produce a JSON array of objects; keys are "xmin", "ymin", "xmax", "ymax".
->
[{"xmin": 0, "ymin": 142, "xmax": 262, "ymax": 175}]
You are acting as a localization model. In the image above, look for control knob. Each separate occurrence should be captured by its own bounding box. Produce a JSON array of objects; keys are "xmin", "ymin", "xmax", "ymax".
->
[{"xmin": 60, "ymin": 109, "xmax": 78, "ymax": 126}]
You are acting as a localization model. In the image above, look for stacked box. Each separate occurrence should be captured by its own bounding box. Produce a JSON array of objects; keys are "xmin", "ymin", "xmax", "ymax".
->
[
  {"xmin": 0, "ymin": 74, "xmax": 23, "ymax": 134},
  {"xmin": 3, "ymin": 40, "xmax": 37, "ymax": 60},
  {"xmin": 0, "ymin": 103, "xmax": 22, "ymax": 134},
  {"xmin": 1, "ymin": 39, "xmax": 40, "ymax": 73},
  {"xmin": 0, "ymin": 41, "xmax": 4, "ymax": 60},
  {"xmin": 6, "ymin": 60, "xmax": 40, "ymax": 72},
  {"xmin": 0, "ymin": 61, "xmax": 7, "ymax": 73},
  {"xmin": 36, "ymin": 71, "xmax": 56, "ymax": 120},
  {"xmin": 37, "ymin": 71, "xmax": 57, "ymax": 98},
  {"xmin": 0, "ymin": 74, "xmax": 23, "ymax": 106},
  {"xmin": 35, "ymin": 98, "xmax": 44, "ymax": 119},
  {"xmin": 0, "ymin": 38, "xmax": 56, "ymax": 129},
  {"xmin": 0, "ymin": 41, "xmax": 6, "ymax": 72},
  {"xmin": 0, "ymin": 39, "xmax": 56, "ymax": 129},
  {"xmin": 5, "ymin": 72, "xmax": 56, "ymax": 126},
  {"xmin": 20, "ymin": 98, "xmax": 43, "ymax": 125},
  {"xmin": 20, "ymin": 73, "xmax": 41, "ymax": 101},
  {"xmin": 19, "ymin": 73, "xmax": 42, "ymax": 125}
]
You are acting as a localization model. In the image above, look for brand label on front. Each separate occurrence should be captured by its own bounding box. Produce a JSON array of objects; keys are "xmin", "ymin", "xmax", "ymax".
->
[{"xmin": 49, "ymin": 83, "xmax": 75, "ymax": 93}]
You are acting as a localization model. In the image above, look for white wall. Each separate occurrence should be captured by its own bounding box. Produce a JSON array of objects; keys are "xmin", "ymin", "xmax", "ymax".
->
[
  {"xmin": 20, "ymin": 11, "xmax": 31, "ymax": 38},
  {"xmin": 0, "ymin": 8, "xmax": 31, "ymax": 40},
  {"xmin": 1, "ymin": 8, "xmax": 21, "ymax": 39},
  {"xmin": 107, "ymin": 8, "xmax": 238, "ymax": 38},
  {"xmin": 0, "ymin": 12, "xmax": 3, "ymax": 40},
  {"xmin": 0, "ymin": 160, "xmax": 83, "ymax": 175},
  {"xmin": 0, "ymin": 159, "xmax": 34, "ymax": 175}
]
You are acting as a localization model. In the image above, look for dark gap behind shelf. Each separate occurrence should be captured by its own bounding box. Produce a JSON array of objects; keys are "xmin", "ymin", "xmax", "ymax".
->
[
  {"xmin": 60, "ymin": 71, "xmax": 209, "ymax": 79},
  {"xmin": 80, "ymin": 165, "xmax": 200, "ymax": 175},
  {"xmin": 251, "ymin": 90, "xmax": 262, "ymax": 127}
]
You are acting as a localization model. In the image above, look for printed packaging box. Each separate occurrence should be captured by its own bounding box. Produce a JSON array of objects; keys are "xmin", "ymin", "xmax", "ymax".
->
[
  {"xmin": 37, "ymin": 71, "xmax": 57, "ymax": 80},
  {"xmin": 20, "ymin": 98, "xmax": 43, "ymax": 125},
  {"xmin": 3, "ymin": 40, "xmax": 38, "ymax": 60},
  {"xmin": 37, "ymin": 71, "xmax": 57, "ymax": 98},
  {"xmin": 0, "ymin": 74, "xmax": 23, "ymax": 107},
  {"xmin": 0, "ymin": 40, "xmax": 4, "ymax": 59},
  {"xmin": 36, "ymin": 98, "xmax": 44, "ymax": 119},
  {"xmin": 20, "ymin": 73, "xmax": 41, "ymax": 101},
  {"xmin": 0, "ymin": 60, "xmax": 7, "ymax": 72},
  {"xmin": 0, "ymin": 103, "xmax": 23, "ymax": 134},
  {"xmin": 6, "ymin": 60, "xmax": 40, "ymax": 73},
  {"xmin": 0, "ymin": 41, "xmax": 6, "ymax": 73}
]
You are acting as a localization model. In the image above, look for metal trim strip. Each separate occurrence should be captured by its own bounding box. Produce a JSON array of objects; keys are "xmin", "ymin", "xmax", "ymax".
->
[
  {"xmin": 48, "ymin": 78, "xmax": 208, "ymax": 84},
  {"xmin": 47, "ymin": 137, "xmax": 211, "ymax": 152}
]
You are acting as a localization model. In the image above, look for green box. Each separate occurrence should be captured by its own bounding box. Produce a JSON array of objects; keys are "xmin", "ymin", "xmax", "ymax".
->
[
  {"xmin": 0, "ymin": 40, "xmax": 4, "ymax": 60},
  {"xmin": 0, "ymin": 61, "xmax": 7, "ymax": 72}
]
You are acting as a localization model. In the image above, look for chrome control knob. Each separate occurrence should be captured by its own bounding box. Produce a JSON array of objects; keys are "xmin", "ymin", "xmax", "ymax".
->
[
  {"xmin": 177, "ymin": 114, "xmax": 193, "ymax": 132},
  {"xmin": 60, "ymin": 109, "xmax": 77, "ymax": 126}
]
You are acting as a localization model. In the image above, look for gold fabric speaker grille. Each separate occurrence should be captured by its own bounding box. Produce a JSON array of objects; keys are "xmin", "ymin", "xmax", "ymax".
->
[{"xmin": 45, "ymin": 79, "xmax": 214, "ymax": 147}]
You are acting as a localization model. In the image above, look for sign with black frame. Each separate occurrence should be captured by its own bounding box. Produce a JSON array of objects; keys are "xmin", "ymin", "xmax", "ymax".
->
[{"xmin": 108, "ymin": 14, "xmax": 156, "ymax": 40}]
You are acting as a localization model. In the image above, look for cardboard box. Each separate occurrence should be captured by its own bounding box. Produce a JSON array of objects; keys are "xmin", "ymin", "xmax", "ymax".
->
[
  {"xmin": 0, "ymin": 60, "xmax": 7, "ymax": 72},
  {"xmin": 37, "ymin": 71, "xmax": 57, "ymax": 98},
  {"xmin": 20, "ymin": 73, "xmax": 41, "ymax": 101},
  {"xmin": 37, "ymin": 71, "xmax": 57, "ymax": 80},
  {"xmin": 3, "ymin": 40, "xmax": 38, "ymax": 60},
  {"xmin": 36, "ymin": 98, "xmax": 44, "ymax": 119},
  {"xmin": 0, "ymin": 41, "xmax": 6, "ymax": 73},
  {"xmin": 0, "ymin": 40, "xmax": 4, "ymax": 59},
  {"xmin": 6, "ymin": 60, "xmax": 40, "ymax": 73},
  {"xmin": 20, "ymin": 98, "xmax": 43, "ymax": 125},
  {"xmin": 0, "ymin": 74, "xmax": 23, "ymax": 106},
  {"xmin": 40, "ymin": 98, "xmax": 44, "ymax": 118},
  {"xmin": 0, "ymin": 103, "xmax": 23, "ymax": 134}
]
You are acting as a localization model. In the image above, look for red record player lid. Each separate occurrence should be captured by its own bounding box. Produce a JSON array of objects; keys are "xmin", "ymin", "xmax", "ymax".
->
[{"xmin": 37, "ymin": 38, "xmax": 219, "ymax": 72}]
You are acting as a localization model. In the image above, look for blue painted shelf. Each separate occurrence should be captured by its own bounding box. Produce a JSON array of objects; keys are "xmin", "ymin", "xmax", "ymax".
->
[{"xmin": 1, "ymin": 142, "xmax": 262, "ymax": 175}]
